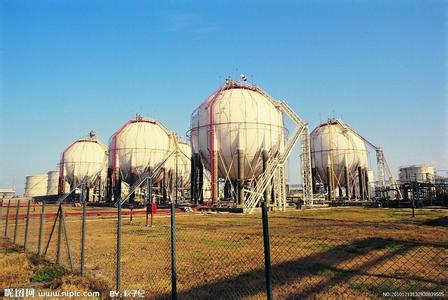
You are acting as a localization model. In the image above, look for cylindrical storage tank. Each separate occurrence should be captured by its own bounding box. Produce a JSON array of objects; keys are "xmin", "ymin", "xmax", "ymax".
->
[
  {"xmin": 190, "ymin": 81, "xmax": 285, "ymax": 180},
  {"xmin": 399, "ymin": 165, "xmax": 435, "ymax": 183},
  {"xmin": 47, "ymin": 171, "xmax": 70, "ymax": 195},
  {"xmin": 109, "ymin": 115, "xmax": 174, "ymax": 184},
  {"xmin": 311, "ymin": 119, "xmax": 368, "ymax": 188},
  {"xmin": 25, "ymin": 174, "xmax": 48, "ymax": 197},
  {"xmin": 60, "ymin": 131, "xmax": 108, "ymax": 189},
  {"xmin": 47, "ymin": 170, "xmax": 59, "ymax": 195}
]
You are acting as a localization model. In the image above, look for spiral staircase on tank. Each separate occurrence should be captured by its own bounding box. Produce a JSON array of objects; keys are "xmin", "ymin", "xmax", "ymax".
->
[{"xmin": 243, "ymin": 101, "xmax": 313, "ymax": 214}]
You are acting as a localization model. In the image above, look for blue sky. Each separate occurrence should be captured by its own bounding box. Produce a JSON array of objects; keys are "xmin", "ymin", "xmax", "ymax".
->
[{"xmin": 1, "ymin": 0, "xmax": 447, "ymax": 193}]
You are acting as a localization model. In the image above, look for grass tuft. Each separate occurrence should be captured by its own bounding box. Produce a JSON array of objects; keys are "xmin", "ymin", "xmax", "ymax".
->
[{"xmin": 30, "ymin": 265, "xmax": 65, "ymax": 283}]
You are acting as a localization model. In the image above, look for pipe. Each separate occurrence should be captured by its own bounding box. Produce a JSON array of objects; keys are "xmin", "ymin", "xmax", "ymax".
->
[
  {"xmin": 86, "ymin": 187, "xmax": 90, "ymax": 203},
  {"xmin": 190, "ymin": 155, "xmax": 196, "ymax": 204},
  {"xmin": 364, "ymin": 168, "xmax": 370, "ymax": 200},
  {"xmin": 58, "ymin": 153, "xmax": 65, "ymax": 195},
  {"xmin": 207, "ymin": 86, "xmax": 224, "ymax": 205},
  {"xmin": 114, "ymin": 172, "xmax": 122, "ymax": 203},
  {"xmin": 327, "ymin": 166, "xmax": 332, "ymax": 201},
  {"xmin": 224, "ymin": 180, "xmax": 231, "ymax": 199},
  {"xmin": 162, "ymin": 168, "xmax": 167, "ymax": 204},
  {"xmin": 358, "ymin": 166, "xmax": 364, "ymax": 200},
  {"xmin": 212, "ymin": 151, "xmax": 219, "ymax": 205},
  {"xmin": 106, "ymin": 168, "xmax": 113, "ymax": 202}
]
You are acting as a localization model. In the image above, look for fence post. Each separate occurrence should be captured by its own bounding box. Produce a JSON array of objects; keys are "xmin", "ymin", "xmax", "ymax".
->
[
  {"xmin": 0, "ymin": 199, "xmax": 3, "ymax": 233},
  {"xmin": 80, "ymin": 184, "xmax": 87, "ymax": 275},
  {"xmin": 56, "ymin": 205, "xmax": 62, "ymax": 264},
  {"xmin": 61, "ymin": 207, "xmax": 74, "ymax": 270},
  {"xmin": 411, "ymin": 181, "xmax": 417, "ymax": 218},
  {"xmin": 24, "ymin": 199, "xmax": 31, "ymax": 249},
  {"xmin": 146, "ymin": 176, "xmax": 153, "ymax": 227},
  {"xmin": 37, "ymin": 201, "xmax": 45, "ymax": 255},
  {"xmin": 170, "ymin": 202, "xmax": 177, "ymax": 300},
  {"xmin": 262, "ymin": 201, "xmax": 273, "ymax": 300},
  {"xmin": 13, "ymin": 199, "xmax": 20, "ymax": 243},
  {"xmin": 116, "ymin": 198, "xmax": 122, "ymax": 293},
  {"xmin": 4, "ymin": 199, "xmax": 11, "ymax": 238}
]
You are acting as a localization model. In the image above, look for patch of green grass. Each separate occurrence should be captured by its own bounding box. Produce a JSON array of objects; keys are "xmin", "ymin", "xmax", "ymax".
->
[
  {"xmin": 302, "ymin": 242, "xmax": 332, "ymax": 251},
  {"xmin": 30, "ymin": 265, "xmax": 65, "ymax": 283},
  {"xmin": 349, "ymin": 238, "xmax": 405, "ymax": 252},
  {"xmin": 308, "ymin": 263, "xmax": 338, "ymax": 276},
  {"xmin": 315, "ymin": 243, "xmax": 332, "ymax": 250},
  {"xmin": 350, "ymin": 279, "xmax": 445, "ymax": 295},
  {"xmin": 349, "ymin": 279, "xmax": 401, "ymax": 294},
  {"xmin": 292, "ymin": 207, "xmax": 448, "ymax": 224},
  {"xmin": 383, "ymin": 241, "xmax": 403, "ymax": 250},
  {"xmin": 199, "ymin": 238, "xmax": 244, "ymax": 249}
]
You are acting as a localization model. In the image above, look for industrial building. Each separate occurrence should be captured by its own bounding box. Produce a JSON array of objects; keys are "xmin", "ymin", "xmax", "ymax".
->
[{"xmin": 399, "ymin": 165, "xmax": 447, "ymax": 206}]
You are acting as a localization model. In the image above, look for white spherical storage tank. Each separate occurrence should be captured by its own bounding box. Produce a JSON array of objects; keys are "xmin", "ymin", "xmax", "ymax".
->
[
  {"xmin": 190, "ymin": 82, "xmax": 285, "ymax": 181},
  {"xmin": 60, "ymin": 132, "xmax": 108, "ymax": 189},
  {"xmin": 311, "ymin": 119, "xmax": 368, "ymax": 187},
  {"xmin": 25, "ymin": 174, "xmax": 48, "ymax": 197},
  {"xmin": 109, "ymin": 115, "xmax": 175, "ymax": 184}
]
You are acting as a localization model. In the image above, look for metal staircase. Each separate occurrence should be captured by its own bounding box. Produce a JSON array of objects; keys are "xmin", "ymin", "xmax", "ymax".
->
[
  {"xmin": 301, "ymin": 127, "xmax": 313, "ymax": 206},
  {"xmin": 276, "ymin": 164, "xmax": 287, "ymax": 210},
  {"xmin": 243, "ymin": 101, "xmax": 313, "ymax": 213},
  {"xmin": 243, "ymin": 155, "xmax": 281, "ymax": 213}
]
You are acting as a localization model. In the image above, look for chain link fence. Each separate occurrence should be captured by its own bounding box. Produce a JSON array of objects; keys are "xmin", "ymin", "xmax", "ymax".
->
[
  {"xmin": 120, "ymin": 210, "xmax": 171, "ymax": 298},
  {"xmin": 1, "ymin": 199, "xmax": 447, "ymax": 299},
  {"xmin": 176, "ymin": 212, "xmax": 265, "ymax": 299},
  {"xmin": 270, "ymin": 233, "xmax": 447, "ymax": 298}
]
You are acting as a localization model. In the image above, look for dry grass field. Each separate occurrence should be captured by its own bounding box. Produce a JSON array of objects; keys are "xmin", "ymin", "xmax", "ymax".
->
[{"xmin": 1, "ymin": 204, "xmax": 447, "ymax": 299}]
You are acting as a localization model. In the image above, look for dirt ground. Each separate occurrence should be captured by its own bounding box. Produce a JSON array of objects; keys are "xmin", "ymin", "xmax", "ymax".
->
[{"xmin": 1, "ymin": 204, "xmax": 447, "ymax": 299}]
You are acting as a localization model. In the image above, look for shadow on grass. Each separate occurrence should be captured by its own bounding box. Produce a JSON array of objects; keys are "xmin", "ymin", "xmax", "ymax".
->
[
  {"xmin": 156, "ymin": 238, "xmax": 447, "ymax": 299},
  {"xmin": 422, "ymin": 216, "xmax": 448, "ymax": 227}
]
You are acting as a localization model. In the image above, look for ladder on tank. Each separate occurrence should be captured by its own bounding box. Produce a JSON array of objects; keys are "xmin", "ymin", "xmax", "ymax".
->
[{"xmin": 243, "ymin": 101, "xmax": 312, "ymax": 213}]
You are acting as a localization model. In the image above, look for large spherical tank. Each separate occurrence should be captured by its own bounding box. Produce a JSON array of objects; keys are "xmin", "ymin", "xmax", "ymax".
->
[
  {"xmin": 190, "ymin": 82, "xmax": 285, "ymax": 180},
  {"xmin": 62, "ymin": 134, "xmax": 108, "ymax": 187},
  {"xmin": 311, "ymin": 119, "xmax": 368, "ymax": 185},
  {"xmin": 109, "ymin": 116, "xmax": 174, "ymax": 184},
  {"xmin": 25, "ymin": 174, "xmax": 48, "ymax": 197},
  {"xmin": 399, "ymin": 165, "xmax": 435, "ymax": 183}
]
